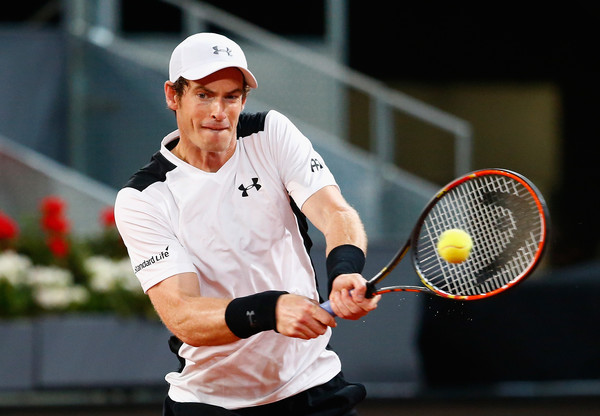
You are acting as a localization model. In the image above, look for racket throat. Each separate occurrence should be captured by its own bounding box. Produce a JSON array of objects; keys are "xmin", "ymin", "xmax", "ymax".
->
[{"xmin": 365, "ymin": 281, "xmax": 377, "ymax": 299}]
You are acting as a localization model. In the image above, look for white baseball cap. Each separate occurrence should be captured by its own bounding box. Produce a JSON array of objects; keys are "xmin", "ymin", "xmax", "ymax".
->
[{"xmin": 168, "ymin": 33, "xmax": 258, "ymax": 89}]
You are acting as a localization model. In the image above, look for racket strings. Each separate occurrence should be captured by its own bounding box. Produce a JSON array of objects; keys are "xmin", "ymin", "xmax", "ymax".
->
[{"xmin": 415, "ymin": 174, "xmax": 544, "ymax": 297}]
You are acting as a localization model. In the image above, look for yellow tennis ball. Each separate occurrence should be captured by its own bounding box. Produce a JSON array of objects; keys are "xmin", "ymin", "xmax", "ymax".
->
[{"xmin": 437, "ymin": 229, "xmax": 473, "ymax": 264}]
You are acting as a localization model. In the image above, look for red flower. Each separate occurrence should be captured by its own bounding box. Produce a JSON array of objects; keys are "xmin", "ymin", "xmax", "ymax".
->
[
  {"xmin": 46, "ymin": 236, "xmax": 69, "ymax": 258},
  {"xmin": 40, "ymin": 196, "xmax": 66, "ymax": 217},
  {"xmin": 39, "ymin": 195, "xmax": 71, "ymax": 259},
  {"xmin": 41, "ymin": 214, "xmax": 70, "ymax": 234},
  {"xmin": 100, "ymin": 206, "xmax": 116, "ymax": 228},
  {"xmin": 0, "ymin": 211, "xmax": 19, "ymax": 240}
]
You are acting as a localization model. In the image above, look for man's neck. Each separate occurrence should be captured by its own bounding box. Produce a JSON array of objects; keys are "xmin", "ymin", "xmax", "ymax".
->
[{"xmin": 170, "ymin": 140, "xmax": 235, "ymax": 173}]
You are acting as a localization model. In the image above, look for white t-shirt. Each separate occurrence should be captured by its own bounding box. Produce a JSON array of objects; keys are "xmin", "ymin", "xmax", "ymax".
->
[{"xmin": 114, "ymin": 110, "xmax": 342, "ymax": 409}]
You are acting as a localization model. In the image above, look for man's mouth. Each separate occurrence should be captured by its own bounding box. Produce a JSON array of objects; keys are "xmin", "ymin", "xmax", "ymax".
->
[{"xmin": 204, "ymin": 124, "xmax": 229, "ymax": 131}]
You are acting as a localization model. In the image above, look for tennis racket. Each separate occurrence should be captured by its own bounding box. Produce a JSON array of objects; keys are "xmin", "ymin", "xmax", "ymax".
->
[{"xmin": 321, "ymin": 168, "xmax": 549, "ymax": 315}]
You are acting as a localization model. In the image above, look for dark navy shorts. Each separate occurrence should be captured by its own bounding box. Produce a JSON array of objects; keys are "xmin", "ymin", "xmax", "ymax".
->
[{"xmin": 163, "ymin": 372, "xmax": 366, "ymax": 416}]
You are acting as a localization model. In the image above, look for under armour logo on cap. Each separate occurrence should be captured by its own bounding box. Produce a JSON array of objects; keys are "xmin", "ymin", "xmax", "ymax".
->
[{"xmin": 213, "ymin": 46, "xmax": 232, "ymax": 56}]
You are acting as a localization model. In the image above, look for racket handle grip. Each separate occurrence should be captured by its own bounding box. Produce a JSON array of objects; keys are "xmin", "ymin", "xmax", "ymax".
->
[
  {"xmin": 320, "ymin": 286, "xmax": 367, "ymax": 317},
  {"xmin": 320, "ymin": 300, "xmax": 336, "ymax": 316}
]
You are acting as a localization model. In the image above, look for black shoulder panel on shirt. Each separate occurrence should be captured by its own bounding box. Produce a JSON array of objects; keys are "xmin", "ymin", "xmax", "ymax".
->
[
  {"xmin": 237, "ymin": 111, "xmax": 268, "ymax": 138},
  {"xmin": 122, "ymin": 112, "xmax": 267, "ymax": 191},
  {"xmin": 123, "ymin": 151, "xmax": 177, "ymax": 192}
]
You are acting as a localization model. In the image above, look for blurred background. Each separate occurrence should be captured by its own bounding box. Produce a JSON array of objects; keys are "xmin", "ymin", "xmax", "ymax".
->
[{"xmin": 1, "ymin": 1, "xmax": 599, "ymax": 414}]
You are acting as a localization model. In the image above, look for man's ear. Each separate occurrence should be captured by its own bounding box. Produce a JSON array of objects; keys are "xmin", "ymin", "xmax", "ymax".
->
[{"xmin": 165, "ymin": 81, "xmax": 178, "ymax": 110}]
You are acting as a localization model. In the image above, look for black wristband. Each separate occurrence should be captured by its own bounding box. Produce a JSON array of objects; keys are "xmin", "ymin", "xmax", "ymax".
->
[
  {"xmin": 225, "ymin": 291, "xmax": 288, "ymax": 339},
  {"xmin": 326, "ymin": 244, "xmax": 366, "ymax": 294}
]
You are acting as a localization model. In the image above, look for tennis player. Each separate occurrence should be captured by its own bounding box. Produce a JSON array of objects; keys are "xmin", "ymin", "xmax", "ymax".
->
[{"xmin": 114, "ymin": 32, "xmax": 380, "ymax": 415}]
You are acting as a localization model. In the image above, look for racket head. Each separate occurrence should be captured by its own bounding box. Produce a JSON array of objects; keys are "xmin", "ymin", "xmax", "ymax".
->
[{"xmin": 409, "ymin": 168, "xmax": 549, "ymax": 300}]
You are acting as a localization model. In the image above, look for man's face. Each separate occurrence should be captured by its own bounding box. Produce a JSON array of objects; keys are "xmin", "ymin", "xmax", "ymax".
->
[{"xmin": 167, "ymin": 67, "xmax": 246, "ymax": 167}]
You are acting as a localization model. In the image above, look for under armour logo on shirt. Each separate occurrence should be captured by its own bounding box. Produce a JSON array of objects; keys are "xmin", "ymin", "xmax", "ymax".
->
[{"xmin": 238, "ymin": 178, "xmax": 261, "ymax": 197}]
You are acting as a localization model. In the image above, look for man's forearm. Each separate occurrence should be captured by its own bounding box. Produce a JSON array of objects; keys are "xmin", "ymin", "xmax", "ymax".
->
[{"xmin": 323, "ymin": 205, "xmax": 367, "ymax": 256}]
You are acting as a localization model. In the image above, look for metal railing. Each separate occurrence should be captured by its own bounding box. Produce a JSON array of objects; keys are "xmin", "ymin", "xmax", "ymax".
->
[{"xmin": 63, "ymin": 0, "xmax": 473, "ymax": 178}]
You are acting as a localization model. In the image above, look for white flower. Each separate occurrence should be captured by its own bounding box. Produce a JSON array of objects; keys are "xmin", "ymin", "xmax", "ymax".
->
[
  {"xmin": 25, "ymin": 265, "xmax": 87, "ymax": 311},
  {"xmin": 0, "ymin": 251, "xmax": 32, "ymax": 285},
  {"xmin": 85, "ymin": 256, "xmax": 140, "ymax": 293},
  {"xmin": 115, "ymin": 258, "xmax": 141, "ymax": 292},
  {"xmin": 34, "ymin": 285, "xmax": 89, "ymax": 310},
  {"xmin": 27, "ymin": 265, "xmax": 73, "ymax": 288}
]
